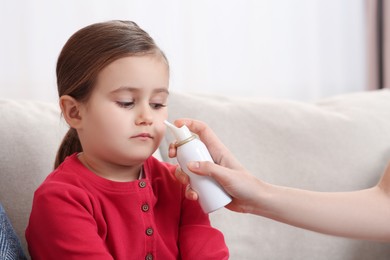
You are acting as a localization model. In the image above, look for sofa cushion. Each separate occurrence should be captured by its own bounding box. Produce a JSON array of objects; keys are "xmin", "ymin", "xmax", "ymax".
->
[{"xmin": 160, "ymin": 89, "xmax": 390, "ymax": 259}]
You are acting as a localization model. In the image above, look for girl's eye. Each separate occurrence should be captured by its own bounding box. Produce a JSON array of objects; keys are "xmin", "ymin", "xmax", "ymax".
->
[
  {"xmin": 150, "ymin": 103, "xmax": 167, "ymax": 109},
  {"xmin": 116, "ymin": 101, "xmax": 135, "ymax": 109}
]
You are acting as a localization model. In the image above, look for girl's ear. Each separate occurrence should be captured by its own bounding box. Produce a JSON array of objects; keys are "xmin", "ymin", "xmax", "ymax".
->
[{"xmin": 59, "ymin": 95, "xmax": 83, "ymax": 129}]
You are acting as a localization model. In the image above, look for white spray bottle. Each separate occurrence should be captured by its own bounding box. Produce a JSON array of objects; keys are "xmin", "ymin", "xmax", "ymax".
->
[{"xmin": 164, "ymin": 120, "xmax": 232, "ymax": 213}]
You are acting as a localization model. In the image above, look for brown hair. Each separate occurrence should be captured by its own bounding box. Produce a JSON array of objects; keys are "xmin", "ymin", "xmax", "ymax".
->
[{"xmin": 54, "ymin": 20, "xmax": 168, "ymax": 168}]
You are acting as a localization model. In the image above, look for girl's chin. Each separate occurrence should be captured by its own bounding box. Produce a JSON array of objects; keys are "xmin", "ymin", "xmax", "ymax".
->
[{"xmin": 123, "ymin": 151, "xmax": 156, "ymax": 163}]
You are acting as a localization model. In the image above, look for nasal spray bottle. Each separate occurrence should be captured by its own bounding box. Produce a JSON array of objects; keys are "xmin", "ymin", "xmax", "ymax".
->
[{"xmin": 164, "ymin": 120, "xmax": 232, "ymax": 213}]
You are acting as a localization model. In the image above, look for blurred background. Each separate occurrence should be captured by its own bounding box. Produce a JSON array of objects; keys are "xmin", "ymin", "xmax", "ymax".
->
[{"xmin": 0, "ymin": 0, "xmax": 387, "ymax": 102}]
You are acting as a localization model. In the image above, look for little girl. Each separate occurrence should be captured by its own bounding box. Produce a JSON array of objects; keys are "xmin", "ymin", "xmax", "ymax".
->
[{"xmin": 26, "ymin": 20, "xmax": 228, "ymax": 259}]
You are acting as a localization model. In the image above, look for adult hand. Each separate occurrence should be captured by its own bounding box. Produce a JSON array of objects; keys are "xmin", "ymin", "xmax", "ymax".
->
[{"xmin": 169, "ymin": 118, "xmax": 265, "ymax": 214}]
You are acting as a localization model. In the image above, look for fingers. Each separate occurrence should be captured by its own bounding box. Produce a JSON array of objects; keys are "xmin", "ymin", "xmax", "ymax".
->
[
  {"xmin": 168, "ymin": 143, "xmax": 177, "ymax": 158},
  {"xmin": 173, "ymin": 118, "xmax": 228, "ymax": 164},
  {"xmin": 175, "ymin": 167, "xmax": 199, "ymax": 201},
  {"xmin": 187, "ymin": 161, "xmax": 232, "ymax": 187},
  {"xmin": 175, "ymin": 166, "xmax": 189, "ymax": 185},
  {"xmin": 173, "ymin": 119, "xmax": 212, "ymax": 143},
  {"xmin": 173, "ymin": 118, "xmax": 208, "ymax": 136},
  {"xmin": 185, "ymin": 184, "xmax": 199, "ymax": 201}
]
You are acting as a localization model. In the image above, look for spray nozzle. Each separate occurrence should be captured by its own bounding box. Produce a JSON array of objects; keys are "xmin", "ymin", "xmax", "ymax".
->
[{"xmin": 164, "ymin": 120, "xmax": 194, "ymax": 144}]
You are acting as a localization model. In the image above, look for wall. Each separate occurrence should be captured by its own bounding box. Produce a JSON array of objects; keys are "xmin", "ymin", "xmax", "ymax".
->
[{"xmin": 0, "ymin": 0, "xmax": 367, "ymax": 102}]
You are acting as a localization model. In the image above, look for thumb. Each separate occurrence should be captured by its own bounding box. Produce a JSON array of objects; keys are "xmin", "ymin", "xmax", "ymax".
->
[{"xmin": 187, "ymin": 161, "xmax": 231, "ymax": 186}]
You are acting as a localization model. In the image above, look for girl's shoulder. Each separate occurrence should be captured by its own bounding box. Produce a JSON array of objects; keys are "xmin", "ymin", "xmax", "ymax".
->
[
  {"xmin": 35, "ymin": 153, "xmax": 93, "ymax": 198},
  {"xmin": 44, "ymin": 153, "xmax": 86, "ymax": 183}
]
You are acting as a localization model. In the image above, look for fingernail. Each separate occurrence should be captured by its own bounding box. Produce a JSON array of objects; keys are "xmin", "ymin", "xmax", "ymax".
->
[{"xmin": 187, "ymin": 161, "xmax": 200, "ymax": 169}]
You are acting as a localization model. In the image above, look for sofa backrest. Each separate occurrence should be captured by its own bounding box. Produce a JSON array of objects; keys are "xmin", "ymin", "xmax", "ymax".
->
[
  {"xmin": 2, "ymin": 90, "xmax": 390, "ymax": 259},
  {"xmin": 0, "ymin": 100, "xmax": 67, "ymax": 256}
]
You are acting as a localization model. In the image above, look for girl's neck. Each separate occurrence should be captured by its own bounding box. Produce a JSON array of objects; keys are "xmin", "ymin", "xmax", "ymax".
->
[{"xmin": 77, "ymin": 153, "xmax": 143, "ymax": 182}]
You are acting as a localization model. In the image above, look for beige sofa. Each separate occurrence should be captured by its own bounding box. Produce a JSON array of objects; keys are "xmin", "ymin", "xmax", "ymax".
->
[{"xmin": 1, "ymin": 90, "xmax": 390, "ymax": 259}]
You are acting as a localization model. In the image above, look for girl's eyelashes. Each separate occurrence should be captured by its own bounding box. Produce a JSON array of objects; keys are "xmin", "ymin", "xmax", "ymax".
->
[
  {"xmin": 116, "ymin": 101, "xmax": 135, "ymax": 109},
  {"xmin": 150, "ymin": 103, "xmax": 167, "ymax": 109},
  {"xmin": 115, "ymin": 101, "xmax": 167, "ymax": 110}
]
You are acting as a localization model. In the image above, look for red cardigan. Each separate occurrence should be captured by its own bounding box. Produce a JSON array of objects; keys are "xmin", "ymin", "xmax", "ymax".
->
[{"xmin": 26, "ymin": 154, "xmax": 228, "ymax": 259}]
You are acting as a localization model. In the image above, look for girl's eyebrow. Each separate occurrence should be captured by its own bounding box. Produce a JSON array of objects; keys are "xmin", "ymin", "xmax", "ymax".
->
[
  {"xmin": 153, "ymin": 88, "xmax": 170, "ymax": 95},
  {"xmin": 110, "ymin": 86, "xmax": 169, "ymax": 95}
]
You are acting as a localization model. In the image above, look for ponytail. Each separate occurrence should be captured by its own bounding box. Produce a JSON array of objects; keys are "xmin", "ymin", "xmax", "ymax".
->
[{"xmin": 54, "ymin": 128, "xmax": 82, "ymax": 169}]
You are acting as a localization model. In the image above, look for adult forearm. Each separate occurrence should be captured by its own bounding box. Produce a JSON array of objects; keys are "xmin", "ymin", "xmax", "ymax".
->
[{"xmin": 254, "ymin": 184, "xmax": 390, "ymax": 241}]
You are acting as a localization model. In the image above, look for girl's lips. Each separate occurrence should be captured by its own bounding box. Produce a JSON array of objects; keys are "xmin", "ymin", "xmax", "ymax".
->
[{"xmin": 131, "ymin": 133, "xmax": 153, "ymax": 139}]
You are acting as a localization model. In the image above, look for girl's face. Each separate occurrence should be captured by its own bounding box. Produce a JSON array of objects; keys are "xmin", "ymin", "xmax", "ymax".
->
[{"xmin": 78, "ymin": 55, "xmax": 169, "ymax": 167}]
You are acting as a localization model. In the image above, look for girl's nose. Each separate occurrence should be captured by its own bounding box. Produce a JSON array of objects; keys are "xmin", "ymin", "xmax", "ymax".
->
[{"xmin": 135, "ymin": 104, "xmax": 153, "ymax": 125}]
